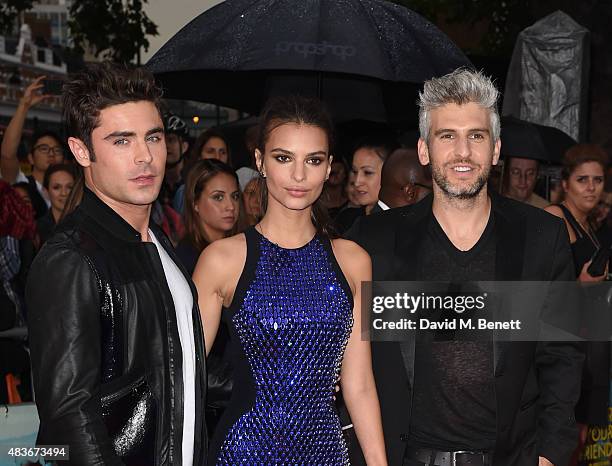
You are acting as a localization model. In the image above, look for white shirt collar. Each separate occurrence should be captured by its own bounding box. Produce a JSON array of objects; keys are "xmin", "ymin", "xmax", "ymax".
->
[{"xmin": 377, "ymin": 199, "xmax": 390, "ymax": 211}]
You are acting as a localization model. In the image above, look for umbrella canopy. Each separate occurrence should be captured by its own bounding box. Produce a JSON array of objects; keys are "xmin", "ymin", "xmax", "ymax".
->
[
  {"xmin": 500, "ymin": 116, "xmax": 577, "ymax": 163},
  {"xmin": 146, "ymin": 0, "xmax": 471, "ymax": 124}
]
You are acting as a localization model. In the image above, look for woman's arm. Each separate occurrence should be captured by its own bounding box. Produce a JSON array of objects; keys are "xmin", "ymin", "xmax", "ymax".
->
[
  {"xmin": 544, "ymin": 205, "xmax": 606, "ymax": 282},
  {"xmin": 334, "ymin": 239, "xmax": 387, "ymax": 466},
  {"xmin": 1, "ymin": 77, "xmax": 47, "ymax": 183},
  {"xmin": 192, "ymin": 234, "xmax": 246, "ymax": 355}
]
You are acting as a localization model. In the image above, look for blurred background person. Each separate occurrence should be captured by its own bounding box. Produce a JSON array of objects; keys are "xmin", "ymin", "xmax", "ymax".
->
[
  {"xmin": 335, "ymin": 138, "xmax": 395, "ymax": 233},
  {"xmin": 58, "ymin": 171, "xmax": 84, "ymax": 223},
  {"xmin": 345, "ymin": 170, "xmax": 361, "ymax": 208},
  {"xmin": 177, "ymin": 158, "xmax": 245, "ymax": 437},
  {"xmin": 545, "ymin": 144, "xmax": 607, "ymax": 280},
  {"xmin": 174, "ymin": 129, "xmax": 232, "ymax": 214},
  {"xmin": 236, "ymin": 124, "xmax": 260, "ymax": 191},
  {"xmin": 190, "ymin": 128, "xmax": 231, "ymax": 165},
  {"xmin": 544, "ymin": 143, "xmax": 609, "ymax": 465},
  {"xmin": 12, "ymin": 182, "xmax": 33, "ymax": 208},
  {"xmin": 0, "ymin": 179, "xmax": 37, "ymax": 308},
  {"xmin": 378, "ymin": 147, "xmax": 432, "ymax": 209},
  {"xmin": 321, "ymin": 157, "xmax": 349, "ymax": 218},
  {"xmin": 36, "ymin": 164, "xmax": 76, "ymax": 247},
  {"xmin": 0, "ymin": 76, "xmax": 65, "ymax": 219},
  {"xmin": 242, "ymin": 176, "xmax": 264, "ymax": 226},
  {"xmin": 593, "ymin": 188, "xmax": 612, "ymax": 247},
  {"xmin": 549, "ymin": 177, "xmax": 564, "ymax": 204},
  {"xmin": 502, "ymin": 156, "xmax": 549, "ymax": 208},
  {"xmin": 0, "ymin": 180, "xmax": 36, "ymax": 404},
  {"xmin": 176, "ymin": 158, "xmax": 244, "ymax": 275},
  {"xmin": 163, "ymin": 112, "xmax": 190, "ymax": 198}
]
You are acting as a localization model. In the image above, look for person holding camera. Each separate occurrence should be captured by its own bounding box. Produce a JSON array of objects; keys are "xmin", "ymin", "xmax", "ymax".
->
[{"xmin": 0, "ymin": 76, "xmax": 65, "ymax": 219}]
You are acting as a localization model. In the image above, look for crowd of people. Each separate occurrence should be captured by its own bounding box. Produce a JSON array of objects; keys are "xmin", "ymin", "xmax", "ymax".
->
[{"xmin": 0, "ymin": 61, "xmax": 610, "ymax": 466}]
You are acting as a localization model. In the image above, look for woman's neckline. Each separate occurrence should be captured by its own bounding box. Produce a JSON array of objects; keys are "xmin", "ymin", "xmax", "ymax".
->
[{"xmin": 253, "ymin": 224, "xmax": 318, "ymax": 251}]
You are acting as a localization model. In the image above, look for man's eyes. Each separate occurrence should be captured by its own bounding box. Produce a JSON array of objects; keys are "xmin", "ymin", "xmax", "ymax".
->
[
  {"xmin": 113, "ymin": 135, "xmax": 162, "ymax": 145},
  {"xmin": 438, "ymin": 133, "xmax": 486, "ymax": 140}
]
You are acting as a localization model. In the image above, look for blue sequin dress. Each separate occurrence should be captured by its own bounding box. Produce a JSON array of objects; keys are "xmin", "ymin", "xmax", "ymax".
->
[{"xmin": 209, "ymin": 226, "xmax": 354, "ymax": 465}]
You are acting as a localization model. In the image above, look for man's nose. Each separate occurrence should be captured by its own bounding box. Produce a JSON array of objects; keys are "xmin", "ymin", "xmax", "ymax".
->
[
  {"xmin": 134, "ymin": 141, "xmax": 153, "ymax": 164},
  {"xmin": 454, "ymin": 135, "xmax": 471, "ymax": 158}
]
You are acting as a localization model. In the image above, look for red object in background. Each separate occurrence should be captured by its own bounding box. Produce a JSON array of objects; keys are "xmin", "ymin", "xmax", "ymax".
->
[{"xmin": 0, "ymin": 180, "xmax": 36, "ymax": 240}]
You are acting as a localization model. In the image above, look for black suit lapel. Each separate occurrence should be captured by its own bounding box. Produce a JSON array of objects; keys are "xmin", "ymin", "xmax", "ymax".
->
[
  {"xmin": 491, "ymin": 195, "xmax": 527, "ymax": 376},
  {"xmin": 493, "ymin": 194, "xmax": 526, "ymax": 282},
  {"xmin": 394, "ymin": 196, "xmax": 432, "ymax": 386}
]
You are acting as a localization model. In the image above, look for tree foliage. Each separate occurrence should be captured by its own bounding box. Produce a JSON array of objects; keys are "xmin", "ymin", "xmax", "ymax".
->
[
  {"xmin": 392, "ymin": 0, "xmax": 533, "ymax": 55},
  {"xmin": 0, "ymin": 0, "xmax": 34, "ymax": 36},
  {"xmin": 68, "ymin": 0, "xmax": 158, "ymax": 64}
]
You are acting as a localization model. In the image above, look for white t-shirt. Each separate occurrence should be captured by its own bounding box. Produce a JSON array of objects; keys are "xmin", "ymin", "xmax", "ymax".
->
[{"xmin": 149, "ymin": 230, "xmax": 196, "ymax": 466}]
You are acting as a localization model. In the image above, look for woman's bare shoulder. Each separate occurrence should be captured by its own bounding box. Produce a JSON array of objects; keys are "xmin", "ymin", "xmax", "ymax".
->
[
  {"xmin": 330, "ymin": 238, "xmax": 371, "ymax": 292},
  {"xmin": 194, "ymin": 233, "xmax": 247, "ymax": 276},
  {"xmin": 331, "ymin": 238, "xmax": 370, "ymax": 264},
  {"xmin": 544, "ymin": 204, "xmax": 564, "ymax": 219}
]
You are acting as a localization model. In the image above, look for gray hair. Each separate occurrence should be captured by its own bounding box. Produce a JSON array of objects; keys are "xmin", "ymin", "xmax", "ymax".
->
[{"xmin": 418, "ymin": 68, "xmax": 500, "ymax": 143}]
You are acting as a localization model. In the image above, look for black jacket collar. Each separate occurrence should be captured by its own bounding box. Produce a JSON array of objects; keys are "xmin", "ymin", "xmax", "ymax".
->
[{"xmin": 79, "ymin": 187, "xmax": 145, "ymax": 244}]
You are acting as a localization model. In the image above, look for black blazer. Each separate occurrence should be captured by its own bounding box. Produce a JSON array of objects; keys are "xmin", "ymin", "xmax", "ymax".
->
[{"xmin": 347, "ymin": 193, "xmax": 583, "ymax": 466}]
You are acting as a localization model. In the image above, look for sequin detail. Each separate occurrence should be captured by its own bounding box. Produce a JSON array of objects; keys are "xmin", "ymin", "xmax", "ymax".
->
[{"xmin": 216, "ymin": 234, "xmax": 353, "ymax": 465}]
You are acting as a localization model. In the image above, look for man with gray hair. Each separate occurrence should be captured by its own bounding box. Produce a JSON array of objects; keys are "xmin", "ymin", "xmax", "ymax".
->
[{"xmin": 347, "ymin": 69, "xmax": 582, "ymax": 466}]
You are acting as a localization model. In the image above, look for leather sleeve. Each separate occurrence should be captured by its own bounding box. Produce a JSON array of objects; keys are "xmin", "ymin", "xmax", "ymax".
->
[
  {"xmin": 26, "ymin": 243, "xmax": 124, "ymax": 465},
  {"xmin": 536, "ymin": 220, "xmax": 584, "ymax": 466}
]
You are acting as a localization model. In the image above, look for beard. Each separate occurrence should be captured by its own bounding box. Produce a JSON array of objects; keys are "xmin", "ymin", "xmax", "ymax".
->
[{"xmin": 431, "ymin": 158, "xmax": 491, "ymax": 200}]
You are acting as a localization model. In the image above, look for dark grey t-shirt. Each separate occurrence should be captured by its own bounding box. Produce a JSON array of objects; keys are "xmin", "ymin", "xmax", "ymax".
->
[{"xmin": 409, "ymin": 211, "xmax": 497, "ymax": 451}]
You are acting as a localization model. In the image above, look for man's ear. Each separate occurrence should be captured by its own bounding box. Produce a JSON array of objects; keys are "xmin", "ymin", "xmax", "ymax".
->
[
  {"xmin": 181, "ymin": 140, "xmax": 189, "ymax": 156},
  {"xmin": 68, "ymin": 137, "xmax": 92, "ymax": 168},
  {"xmin": 492, "ymin": 139, "xmax": 501, "ymax": 166},
  {"xmin": 403, "ymin": 183, "xmax": 417, "ymax": 203},
  {"xmin": 417, "ymin": 138, "xmax": 430, "ymax": 166},
  {"xmin": 27, "ymin": 153, "xmax": 34, "ymax": 165}
]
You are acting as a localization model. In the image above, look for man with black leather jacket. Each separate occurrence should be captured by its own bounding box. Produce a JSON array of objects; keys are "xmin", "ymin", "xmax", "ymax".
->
[{"xmin": 26, "ymin": 62, "xmax": 207, "ymax": 465}]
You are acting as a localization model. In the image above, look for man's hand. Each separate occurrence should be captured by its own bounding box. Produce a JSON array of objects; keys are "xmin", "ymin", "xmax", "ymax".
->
[
  {"xmin": 538, "ymin": 456, "xmax": 554, "ymax": 466},
  {"xmin": 19, "ymin": 76, "xmax": 49, "ymax": 109}
]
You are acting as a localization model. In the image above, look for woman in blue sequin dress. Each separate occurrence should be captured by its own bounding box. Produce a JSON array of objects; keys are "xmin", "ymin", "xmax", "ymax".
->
[{"xmin": 193, "ymin": 95, "xmax": 387, "ymax": 466}]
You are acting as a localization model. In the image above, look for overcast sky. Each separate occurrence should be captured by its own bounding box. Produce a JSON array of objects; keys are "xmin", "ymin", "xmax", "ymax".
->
[{"xmin": 142, "ymin": 0, "xmax": 224, "ymax": 63}]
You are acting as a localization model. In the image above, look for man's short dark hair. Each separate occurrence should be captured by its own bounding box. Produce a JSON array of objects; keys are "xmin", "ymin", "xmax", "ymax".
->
[{"xmin": 63, "ymin": 61, "xmax": 163, "ymax": 161}]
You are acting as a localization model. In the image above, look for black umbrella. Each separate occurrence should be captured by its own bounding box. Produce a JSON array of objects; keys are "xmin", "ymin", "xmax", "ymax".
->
[
  {"xmin": 500, "ymin": 116, "xmax": 577, "ymax": 163},
  {"xmin": 146, "ymin": 0, "xmax": 471, "ymax": 125}
]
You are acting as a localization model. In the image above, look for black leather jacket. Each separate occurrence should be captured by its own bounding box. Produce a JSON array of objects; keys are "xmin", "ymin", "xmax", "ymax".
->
[{"xmin": 26, "ymin": 188, "xmax": 207, "ymax": 465}]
